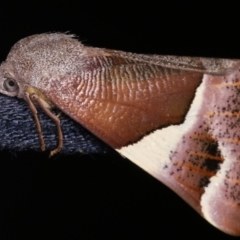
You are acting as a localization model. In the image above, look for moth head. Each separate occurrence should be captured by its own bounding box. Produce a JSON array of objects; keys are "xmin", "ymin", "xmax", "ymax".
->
[{"xmin": 0, "ymin": 33, "xmax": 94, "ymax": 99}]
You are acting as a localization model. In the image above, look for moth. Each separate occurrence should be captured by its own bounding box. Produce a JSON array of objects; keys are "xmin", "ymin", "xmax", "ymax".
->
[{"xmin": 0, "ymin": 33, "xmax": 240, "ymax": 235}]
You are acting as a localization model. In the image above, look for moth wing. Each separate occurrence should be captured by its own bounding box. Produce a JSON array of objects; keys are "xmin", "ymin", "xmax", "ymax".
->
[
  {"xmin": 40, "ymin": 53, "xmax": 240, "ymax": 235},
  {"xmin": 104, "ymin": 48, "xmax": 240, "ymax": 74},
  {"xmin": 117, "ymin": 66, "xmax": 240, "ymax": 235},
  {"xmin": 40, "ymin": 54, "xmax": 204, "ymax": 148}
]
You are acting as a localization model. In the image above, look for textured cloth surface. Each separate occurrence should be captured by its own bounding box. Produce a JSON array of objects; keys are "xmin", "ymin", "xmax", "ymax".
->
[{"xmin": 0, "ymin": 94, "xmax": 110, "ymax": 154}]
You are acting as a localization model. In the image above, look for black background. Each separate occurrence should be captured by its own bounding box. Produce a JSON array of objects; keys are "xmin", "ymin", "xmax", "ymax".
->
[{"xmin": 0, "ymin": 2, "xmax": 239, "ymax": 239}]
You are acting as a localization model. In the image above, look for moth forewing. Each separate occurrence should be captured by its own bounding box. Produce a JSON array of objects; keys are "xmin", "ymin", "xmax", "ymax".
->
[
  {"xmin": 0, "ymin": 33, "xmax": 240, "ymax": 235},
  {"xmin": 104, "ymin": 48, "xmax": 240, "ymax": 74}
]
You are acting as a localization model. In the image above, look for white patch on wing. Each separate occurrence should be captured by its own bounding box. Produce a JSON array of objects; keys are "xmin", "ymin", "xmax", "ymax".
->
[
  {"xmin": 117, "ymin": 74, "xmax": 207, "ymax": 181},
  {"xmin": 118, "ymin": 69, "xmax": 240, "ymax": 235}
]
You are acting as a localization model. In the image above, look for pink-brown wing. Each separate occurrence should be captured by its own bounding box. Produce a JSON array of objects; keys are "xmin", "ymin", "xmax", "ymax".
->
[
  {"xmin": 198, "ymin": 72, "xmax": 240, "ymax": 235},
  {"xmin": 170, "ymin": 70, "xmax": 240, "ymax": 235},
  {"xmin": 118, "ymin": 67, "xmax": 240, "ymax": 235}
]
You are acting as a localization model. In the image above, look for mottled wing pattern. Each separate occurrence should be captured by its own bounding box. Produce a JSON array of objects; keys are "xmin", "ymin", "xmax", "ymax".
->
[
  {"xmin": 199, "ymin": 72, "xmax": 240, "ymax": 235},
  {"xmin": 172, "ymin": 71, "xmax": 240, "ymax": 235}
]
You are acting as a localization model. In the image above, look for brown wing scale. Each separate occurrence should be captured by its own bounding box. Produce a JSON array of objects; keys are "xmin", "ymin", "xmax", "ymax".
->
[{"xmin": 40, "ymin": 55, "xmax": 203, "ymax": 148}]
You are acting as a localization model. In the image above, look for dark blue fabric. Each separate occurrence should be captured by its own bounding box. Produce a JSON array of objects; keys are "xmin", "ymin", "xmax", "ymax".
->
[{"xmin": 0, "ymin": 94, "xmax": 111, "ymax": 154}]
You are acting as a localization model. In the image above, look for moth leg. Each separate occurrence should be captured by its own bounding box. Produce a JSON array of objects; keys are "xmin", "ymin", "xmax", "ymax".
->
[
  {"xmin": 30, "ymin": 93, "xmax": 63, "ymax": 157},
  {"xmin": 24, "ymin": 92, "xmax": 46, "ymax": 152}
]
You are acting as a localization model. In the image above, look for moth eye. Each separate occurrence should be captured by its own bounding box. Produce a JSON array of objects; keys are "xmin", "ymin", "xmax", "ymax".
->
[{"xmin": 3, "ymin": 78, "xmax": 19, "ymax": 92}]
